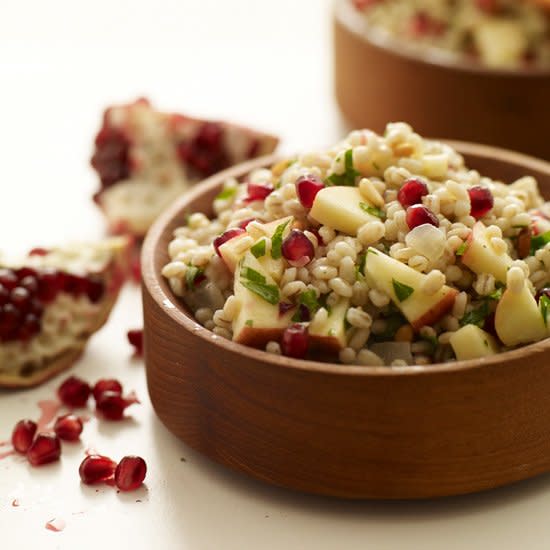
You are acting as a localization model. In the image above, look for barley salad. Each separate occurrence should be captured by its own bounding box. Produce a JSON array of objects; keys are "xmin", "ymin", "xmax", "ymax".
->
[
  {"xmin": 163, "ymin": 122, "xmax": 550, "ymax": 366},
  {"xmin": 350, "ymin": 0, "xmax": 550, "ymax": 68}
]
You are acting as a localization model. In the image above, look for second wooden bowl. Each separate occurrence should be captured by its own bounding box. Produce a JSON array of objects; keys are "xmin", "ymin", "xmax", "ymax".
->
[
  {"xmin": 143, "ymin": 146, "xmax": 550, "ymax": 499},
  {"xmin": 333, "ymin": 0, "xmax": 550, "ymax": 160}
]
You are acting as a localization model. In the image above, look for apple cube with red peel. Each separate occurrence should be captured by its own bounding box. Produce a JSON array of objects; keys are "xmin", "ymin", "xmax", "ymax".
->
[
  {"xmin": 364, "ymin": 247, "xmax": 458, "ymax": 331},
  {"xmin": 449, "ymin": 324, "xmax": 498, "ymax": 361},
  {"xmin": 232, "ymin": 252, "xmax": 292, "ymax": 347},
  {"xmin": 0, "ymin": 237, "xmax": 129, "ymax": 388},
  {"xmin": 91, "ymin": 98, "xmax": 279, "ymax": 237},
  {"xmin": 310, "ymin": 186, "xmax": 381, "ymax": 236},
  {"xmin": 309, "ymin": 299, "xmax": 350, "ymax": 353},
  {"xmin": 495, "ymin": 283, "xmax": 547, "ymax": 347},
  {"xmin": 461, "ymin": 221, "xmax": 513, "ymax": 283}
]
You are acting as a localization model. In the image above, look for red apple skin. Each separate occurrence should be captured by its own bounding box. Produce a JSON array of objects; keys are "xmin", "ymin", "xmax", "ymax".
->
[
  {"xmin": 234, "ymin": 327, "xmax": 289, "ymax": 349},
  {"xmin": 410, "ymin": 289, "xmax": 459, "ymax": 332}
]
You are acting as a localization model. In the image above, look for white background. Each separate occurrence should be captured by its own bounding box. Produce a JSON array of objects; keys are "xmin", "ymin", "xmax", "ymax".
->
[{"xmin": 1, "ymin": 1, "xmax": 549, "ymax": 548}]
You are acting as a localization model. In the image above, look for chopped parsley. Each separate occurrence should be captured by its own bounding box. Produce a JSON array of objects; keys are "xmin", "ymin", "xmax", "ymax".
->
[
  {"xmin": 530, "ymin": 230, "xmax": 550, "ymax": 255},
  {"xmin": 215, "ymin": 186, "xmax": 237, "ymax": 201},
  {"xmin": 540, "ymin": 295, "xmax": 550, "ymax": 326},
  {"xmin": 270, "ymin": 219, "xmax": 291, "ymax": 260},
  {"xmin": 185, "ymin": 265, "xmax": 204, "ymax": 289},
  {"xmin": 392, "ymin": 279, "xmax": 414, "ymax": 302},
  {"xmin": 245, "ymin": 319, "xmax": 254, "ymax": 327},
  {"xmin": 240, "ymin": 265, "xmax": 280, "ymax": 305},
  {"xmin": 327, "ymin": 149, "xmax": 359, "ymax": 186},
  {"xmin": 459, "ymin": 301, "xmax": 490, "ymax": 328},
  {"xmin": 456, "ymin": 242, "xmax": 468, "ymax": 256},
  {"xmin": 250, "ymin": 239, "xmax": 266, "ymax": 258},
  {"xmin": 292, "ymin": 289, "xmax": 321, "ymax": 322},
  {"xmin": 359, "ymin": 202, "xmax": 386, "ymax": 220},
  {"xmin": 486, "ymin": 282, "xmax": 505, "ymax": 301},
  {"xmin": 355, "ymin": 252, "xmax": 367, "ymax": 279}
]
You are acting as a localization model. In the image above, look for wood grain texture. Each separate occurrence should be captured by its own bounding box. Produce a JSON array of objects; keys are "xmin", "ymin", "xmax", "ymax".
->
[
  {"xmin": 143, "ymin": 149, "xmax": 550, "ymax": 499},
  {"xmin": 333, "ymin": 0, "xmax": 550, "ymax": 161}
]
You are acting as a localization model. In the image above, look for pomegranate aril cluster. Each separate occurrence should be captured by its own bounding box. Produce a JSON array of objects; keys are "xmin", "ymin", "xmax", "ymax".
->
[
  {"xmin": 91, "ymin": 120, "xmax": 131, "ymax": 189},
  {"xmin": 80, "ymin": 454, "xmax": 147, "ymax": 491},
  {"xmin": 0, "ymin": 265, "xmax": 105, "ymax": 343}
]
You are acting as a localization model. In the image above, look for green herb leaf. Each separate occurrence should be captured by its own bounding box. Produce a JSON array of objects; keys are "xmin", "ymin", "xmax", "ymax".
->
[
  {"xmin": 359, "ymin": 202, "xmax": 386, "ymax": 220},
  {"xmin": 215, "ymin": 186, "xmax": 237, "ymax": 201},
  {"xmin": 531, "ymin": 230, "xmax": 550, "ymax": 255},
  {"xmin": 240, "ymin": 266, "xmax": 266, "ymax": 283},
  {"xmin": 486, "ymin": 287, "xmax": 503, "ymax": 301},
  {"xmin": 540, "ymin": 295, "xmax": 550, "ymax": 326},
  {"xmin": 250, "ymin": 239, "xmax": 266, "ymax": 258},
  {"xmin": 327, "ymin": 149, "xmax": 359, "ymax": 186},
  {"xmin": 245, "ymin": 319, "xmax": 254, "ymax": 327},
  {"xmin": 271, "ymin": 219, "xmax": 291, "ymax": 259},
  {"xmin": 456, "ymin": 242, "xmax": 468, "ymax": 256},
  {"xmin": 459, "ymin": 301, "xmax": 490, "ymax": 328},
  {"xmin": 240, "ymin": 280, "xmax": 280, "ymax": 305},
  {"xmin": 185, "ymin": 265, "xmax": 204, "ymax": 289},
  {"xmin": 392, "ymin": 279, "xmax": 414, "ymax": 302},
  {"xmin": 292, "ymin": 289, "xmax": 321, "ymax": 322},
  {"xmin": 355, "ymin": 253, "xmax": 367, "ymax": 279}
]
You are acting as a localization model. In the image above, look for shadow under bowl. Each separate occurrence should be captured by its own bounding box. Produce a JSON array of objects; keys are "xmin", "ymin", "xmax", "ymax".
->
[
  {"xmin": 143, "ymin": 147, "xmax": 550, "ymax": 499},
  {"xmin": 333, "ymin": 0, "xmax": 550, "ymax": 161}
]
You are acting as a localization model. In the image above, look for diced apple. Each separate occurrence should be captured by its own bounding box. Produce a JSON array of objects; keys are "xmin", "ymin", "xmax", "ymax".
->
[
  {"xmin": 232, "ymin": 252, "xmax": 294, "ymax": 347},
  {"xmin": 218, "ymin": 215, "xmax": 293, "ymax": 273},
  {"xmin": 473, "ymin": 19, "xmax": 528, "ymax": 68},
  {"xmin": 449, "ymin": 325, "xmax": 498, "ymax": 361},
  {"xmin": 310, "ymin": 186, "xmax": 380, "ymax": 236},
  {"xmin": 530, "ymin": 210, "xmax": 550, "ymax": 236},
  {"xmin": 461, "ymin": 221, "xmax": 513, "ymax": 283},
  {"xmin": 364, "ymin": 248, "xmax": 458, "ymax": 331},
  {"xmin": 309, "ymin": 299, "xmax": 349, "ymax": 353},
  {"xmin": 495, "ymin": 283, "xmax": 547, "ymax": 347}
]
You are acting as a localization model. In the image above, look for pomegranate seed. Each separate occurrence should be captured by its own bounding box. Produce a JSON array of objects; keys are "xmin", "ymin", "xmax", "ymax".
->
[
  {"xmin": 96, "ymin": 391, "xmax": 139, "ymax": 421},
  {"xmin": 19, "ymin": 275, "xmax": 38, "ymax": 294},
  {"xmin": 295, "ymin": 174, "xmax": 324, "ymax": 208},
  {"xmin": 397, "ymin": 178, "xmax": 429, "ymax": 207},
  {"xmin": 237, "ymin": 218, "xmax": 255, "ymax": 230},
  {"xmin": 37, "ymin": 268, "xmax": 64, "ymax": 303},
  {"xmin": 11, "ymin": 419, "xmax": 37, "ymax": 453},
  {"xmin": 0, "ymin": 304, "xmax": 20, "ymax": 339},
  {"xmin": 0, "ymin": 284, "xmax": 8, "ymax": 306},
  {"xmin": 245, "ymin": 182, "xmax": 274, "ymax": 203},
  {"xmin": 281, "ymin": 324, "xmax": 309, "ymax": 359},
  {"xmin": 115, "ymin": 456, "xmax": 147, "ymax": 491},
  {"xmin": 406, "ymin": 205, "xmax": 439, "ymax": 229},
  {"xmin": 281, "ymin": 230, "xmax": 315, "ymax": 263},
  {"xmin": 468, "ymin": 186, "xmax": 494, "ymax": 219},
  {"xmin": 93, "ymin": 378, "xmax": 123, "ymax": 401},
  {"xmin": 54, "ymin": 414, "xmax": 83, "ymax": 441},
  {"xmin": 0, "ymin": 269, "xmax": 17, "ymax": 290},
  {"xmin": 85, "ymin": 277, "xmax": 105, "ymax": 303},
  {"xmin": 91, "ymin": 124, "xmax": 131, "ymax": 188},
  {"xmin": 79, "ymin": 454, "xmax": 117, "ymax": 484},
  {"xmin": 27, "ymin": 434, "xmax": 61, "ymax": 466},
  {"xmin": 213, "ymin": 228, "xmax": 246, "ymax": 257},
  {"xmin": 10, "ymin": 287, "xmax": 31, "ymax": 312},
  {"xmin": 127, "ymin": 329, "xmax": 143, "ymax": 356},
  {"xmin": 57, "ymin": 376, "xmax": 91, "ymax": 408}
]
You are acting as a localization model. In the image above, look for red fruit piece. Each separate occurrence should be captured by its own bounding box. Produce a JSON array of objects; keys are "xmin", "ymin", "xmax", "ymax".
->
[
  {"xmin": 281, "ymin": 324, "xmax": 309, "ymax": 359},
  {"xmin": 405, "ymin": 204, "xmax": 439, "ymax": 229},
  {"xmin": 96, "ymin": 391, "xmax": 139, "ymax": 421},
  {"xmin": 397, "ymin": 178, "xmax": 429, "ymax": 208},
  {"xmin": 57, "ymin": 376, "xmax": 91, "ymax": 408},
  {"xmin": 115, "ymin": 456, "xmax": 147, "ymax": 491},
  {"xmin": 79, "ymin": 454, "xmax": 117, "ymax": 484},
  {"xmin": 91, "ymin": 124, "xmax": 131, "ymax": 189},
  {"xmin": 0, "ymin": 269, "xmax": 17, "ymax": 290},
  {"xmin": 237, "ymin": 218, "xmax": 255, "ymax": 230},
  {"xmin": 54, "ymin": 414, "xmax": 83, "ymax": 441},
  {"xmin": 93, "ymin": 378, "xmax": 123, "ymax": 401},
  {"xmin": 295, "ymin": 174, "xmax": 324, "ymax": 208},
  {"xmin": 213, "ymin": 228, "xmax": 246, "ymax": 257},
  {"xmin": 28, "ymin": 247, "xmax": 49, "ymax": 257},
  {"xmin": 244, "ymin": 182, "xmax": 274, "ymax": 203},
  {"xmin": 11, "ymin": 419, "xmax": 37, "ymax": 453},
  {"xmin": 468, "ymin": 186, "xmax": 494, "ymax": 219},
  {"xmin": 127, "ymin": 329, "xmax": 144, "ymax": 356},
  {"xmin": 281, "ymin": 230, "xmax": 315, "ymax": 263},
  {"xmin": 27, "ymin": 434, "xmax": 61, "ymax": 466}
]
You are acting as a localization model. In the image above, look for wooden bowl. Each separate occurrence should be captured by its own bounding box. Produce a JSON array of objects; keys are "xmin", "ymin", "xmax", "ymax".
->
[
  {"xmin": 143, "ymin": 146, "xmax": 550, "ymax": 499},
  {"xmin": 333, "ymin": 0, "xmax": 550, "ymax": 161}
]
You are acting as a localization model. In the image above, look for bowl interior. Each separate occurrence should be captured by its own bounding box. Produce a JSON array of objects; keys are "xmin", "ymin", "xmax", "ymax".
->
[{"xmin": 143, "ymin": 145, "xmax": 550, "ymax": 375}]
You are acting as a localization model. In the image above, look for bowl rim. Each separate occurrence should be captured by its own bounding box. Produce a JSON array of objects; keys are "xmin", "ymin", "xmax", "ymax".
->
[
  {"xmin": 142, "ymin": 141, "xmax": 550, "ymax": 379},
  {"xmin": 334, "ymin": 0, "xmax": 550, "ymax": 78}
]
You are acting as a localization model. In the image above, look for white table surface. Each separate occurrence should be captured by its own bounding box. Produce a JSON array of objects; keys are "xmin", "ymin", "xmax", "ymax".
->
[{"xmin": 1, "ymin": 1, "xmax": 549, "ymax": 548}]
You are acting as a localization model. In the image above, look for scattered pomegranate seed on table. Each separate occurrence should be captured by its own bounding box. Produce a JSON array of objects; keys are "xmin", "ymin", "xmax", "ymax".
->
[
  {"xmin": 127, "ymin": 329, "xmax": 144, "ymax": 356},
  {"xmin": 57, "ymin": 376, "xmax": 91, "ymax": 408},
  {"xmin": 54, "ymin": 414, "xmax": 83, "ymax": 441},
  {"xmin": 27, "ymin": 434, "xmax": 61, "ymax": 466},
  {"xmin": 95, "ymin": 391, "xmax": 140, "ymax": 420},
  {"xmin": 79, "ymin": 454, "xmax": 118, "ymax": 485},
  {"xmin": 11, "ymin": 419, "xmax": 37, "ymax": 453},
  {"xmin": 296, "ymin": 174, "xmax": 324, "ymax": 208},
  {"xmin": 115, "ymin": 456, "xmax": 147, "ymax": 491},
  {"xmin": 93, "ymin": 378, "xmax": 123, "ymax": 401},
  {"xmin": 405, "ymin": 204, "xmax": 440, "ymax": 229}
]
